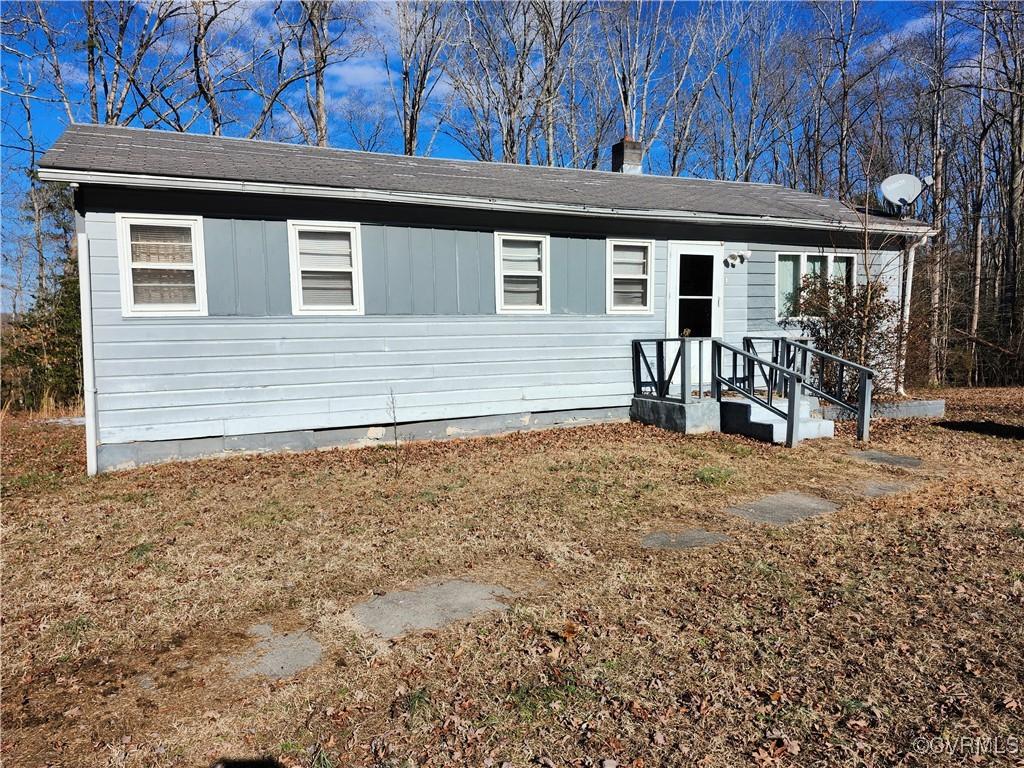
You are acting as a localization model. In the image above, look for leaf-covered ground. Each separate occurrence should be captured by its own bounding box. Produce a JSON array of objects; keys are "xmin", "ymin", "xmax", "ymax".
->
[{"xmin": 3, "ymin": 388, "xmax": 1023, "ymax": 767}]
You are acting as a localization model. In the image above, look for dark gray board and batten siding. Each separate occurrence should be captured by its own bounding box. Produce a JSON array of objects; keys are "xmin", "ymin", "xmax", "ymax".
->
[{"xmin": 201, "ymin": 219, "xmax": 606, "ymax": 317}]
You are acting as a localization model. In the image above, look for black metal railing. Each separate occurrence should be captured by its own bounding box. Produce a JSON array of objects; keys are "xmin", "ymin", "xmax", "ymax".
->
[
  {"xmin": 631, "ymin": 337, "xmax": 713, "ymax": 403},
  {"xmin": 711, "ymin": 339, "xmax": 806, "ymax": 447},
  {"xmin": 742, "ymin": 335, "xmax": 809, "ymax": 395},
  {"xmin": 771, "ymin": 338, "xmax": 875, "ymax": 442}
]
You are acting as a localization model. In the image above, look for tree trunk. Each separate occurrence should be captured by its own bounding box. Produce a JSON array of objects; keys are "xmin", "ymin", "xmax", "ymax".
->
[
  {"xmin": 968, "ymin": 7, "xmax": 988, "ymax": 386},
  {"xmin": 928, "ymin": 0, "xmax": 947, "ymax": 386}
]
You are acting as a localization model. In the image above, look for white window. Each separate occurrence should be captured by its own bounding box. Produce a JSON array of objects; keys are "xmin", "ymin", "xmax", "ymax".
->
[
  {"xmin": 287, "ymin": 220, "xmax": 364, "ymax": 315},
  {"xmin": 495, "ymin": 232, "xmax": 549, "ymax": 314},
  {"xmin": 776, "ymin": 251, "xmax": 858, "ymax": 319},
  {"xmin": 607, "ymin": 239, "xmax": 654, "ymax": 313},
  {"xmin": 116, "ymin": 214, "xmax": 207, "ymax": 317}
]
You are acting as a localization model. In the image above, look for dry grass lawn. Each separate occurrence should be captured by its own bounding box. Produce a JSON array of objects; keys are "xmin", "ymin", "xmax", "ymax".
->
[{"xmin": 3, "ymin": 388, "xmax": 1023, "ymax": 767}]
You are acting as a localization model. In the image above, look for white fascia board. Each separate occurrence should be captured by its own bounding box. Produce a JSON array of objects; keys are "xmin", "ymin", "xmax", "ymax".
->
[{"xmin": 37, "ymin": 167, "xmax": 936, "ymax": 236}]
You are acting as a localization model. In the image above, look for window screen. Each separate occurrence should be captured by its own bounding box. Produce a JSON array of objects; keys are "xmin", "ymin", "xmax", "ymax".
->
[
  {"xmin": 777, "ymin": 254, "xmax": 800, "ymax": 317},
  {"xmin": 127, "ymin": 223, "xmax": 198, "ymax": 307},
  {"xmin": 499, "ymin": 236, "xmax": 546, "ymax": 310},
  {"xmin": 296, "ymin": 229, "xmax": 355, "ymax": 307},
  {"xmin": 832, "ymin": 256, "xmax": 854, "ymax": 289},
  {"xmin": 610, "ymin": 241, "xmax": 651, "ymax": 310}
]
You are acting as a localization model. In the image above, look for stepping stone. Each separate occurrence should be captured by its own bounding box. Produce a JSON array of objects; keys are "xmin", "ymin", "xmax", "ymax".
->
[
  {"xmin": 231, "ymin": 623, "xmax": 322, "ymax": 679},
  {"xmin": 351, "ymin": 580, "xmax": 511, "ymax": 640},
  {"xmin": 726, "ymin": 492, "xmax": 839, "ymax": 526},
  {"xmin": 857, "ymin": 479, "xmax": 913, "ymax": 497},
  {"xmin": 133, "ymin": 673, "xmax": 156, "ymax": 691},
  {"xmin": 849, "ymin": 449, "xmax": 922, "ymax": 468},
  {"xmin": 642, "ymin": 529, "xmax": 732, "ymax": 550}
]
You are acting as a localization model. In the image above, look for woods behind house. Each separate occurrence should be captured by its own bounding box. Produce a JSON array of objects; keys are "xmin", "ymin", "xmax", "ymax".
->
[{"xmin": 2, "ymin": 1, "xmax": 1022, "ymax": 408}]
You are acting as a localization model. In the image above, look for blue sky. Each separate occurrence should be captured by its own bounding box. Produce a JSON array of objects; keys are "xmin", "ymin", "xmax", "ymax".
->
[{"xmin": 1, "ymin": 0, "xmax": 934, "ymax": 311}]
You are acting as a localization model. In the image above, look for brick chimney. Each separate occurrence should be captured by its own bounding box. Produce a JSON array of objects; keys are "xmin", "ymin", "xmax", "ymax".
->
[{"xmin": 611, "ymin": 138, "xmax": 643, "ymax": 174}]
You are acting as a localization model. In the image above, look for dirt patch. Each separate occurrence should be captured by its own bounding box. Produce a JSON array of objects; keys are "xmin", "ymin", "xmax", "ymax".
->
[{"xmin": 849, "ymin": 448, "xmax": 923, "ymax": 468}]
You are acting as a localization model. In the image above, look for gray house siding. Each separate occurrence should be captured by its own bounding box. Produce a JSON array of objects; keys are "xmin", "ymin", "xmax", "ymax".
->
[
  {"xmin": 81, "ymin": 186, "xmax": 907, "ymax": 456},
  {"xmin": 745, "ymin": 243, "xmax": 903, "ymax": 334},
  {"xmin": 205, "ymin": 219, "xmax": 292, "ymax": 316},
  {"xmin": 194, "ymin": 219, "xmax": 608, "ymax": 318},
  {"xmin": 84, "ymin": 210, "xmax": 664, "ymax": 446}
]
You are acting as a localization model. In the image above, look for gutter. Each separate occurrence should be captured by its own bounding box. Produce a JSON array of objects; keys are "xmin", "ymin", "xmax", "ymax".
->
[
  {"xmin": 77, "ymin": 230, "xmax": 99, "ymax": 475},
  {"xmin": 896, "ymin": 229, "xmax": 934, "ymax": 396},
  {"xmin": 37, "ymin": 167, "xmax": 934, "ymax": 237}
]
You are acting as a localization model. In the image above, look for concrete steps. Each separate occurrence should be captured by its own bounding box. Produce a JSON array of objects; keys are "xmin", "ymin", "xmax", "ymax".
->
[{"xmin": 720, "ymin": 396, "xmax": 835, "ymax": 444}]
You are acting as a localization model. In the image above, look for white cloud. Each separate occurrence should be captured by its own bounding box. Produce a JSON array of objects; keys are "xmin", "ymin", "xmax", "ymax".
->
[{"xmin": 326, "ymin": 57, "xmax": 390, "ymax": 91}]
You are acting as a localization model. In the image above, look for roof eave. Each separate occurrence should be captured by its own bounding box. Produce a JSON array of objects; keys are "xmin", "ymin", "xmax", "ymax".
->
[{"xmin": 37, "ymin": 167, "xmax": 934, "ymax": 236}]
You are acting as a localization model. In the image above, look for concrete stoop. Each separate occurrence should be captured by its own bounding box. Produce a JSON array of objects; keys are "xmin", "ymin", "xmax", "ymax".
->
[
  {"xmin": 719, "ymin": 396, "xmax": 835, "ymax": 444},
  {"xmin": 630, "ymin": 394, "xmax": 835, "ymax": 444}
]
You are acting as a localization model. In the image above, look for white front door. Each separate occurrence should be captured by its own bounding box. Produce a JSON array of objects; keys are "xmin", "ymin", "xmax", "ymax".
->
[{"xmin": 666, "ymin": 241, "xmax": 725, "ymax": 389}]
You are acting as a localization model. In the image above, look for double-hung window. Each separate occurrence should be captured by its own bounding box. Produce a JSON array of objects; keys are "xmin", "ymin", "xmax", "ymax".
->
[
  {"xmin": 776, "ymin": 251, "xmax": 857, "ymax": 319},
  {"xmin": 495, "ymin": 232, "xmax": 549, "ymax": 313},
  {"xmin": 287, "ymin": 220, "xmax": 364, "ymax": 315},
  {"xmin": 607, "ymin": 239, "xmax": 654, "ymax": 313},
  {"xmin": 116, "ymin": 213, "xmax": 207, "ymax": 317}
]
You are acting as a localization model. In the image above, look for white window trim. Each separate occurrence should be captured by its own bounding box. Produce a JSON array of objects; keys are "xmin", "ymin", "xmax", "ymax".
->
[
  {"xmin": 606, "ymin": 238, "xmax": 655, "ymax": 315},
  {"xmin": 494, "ymin": 231, "xmax": 550, "ymax": 315},
  {"xmin": 774, "ymin": 250, "xmax": 858, "ymax": 321},
  {"xmin": 115, "ymin": 213, "xmax": 208, "ymax": 318},
  {"xmin": 287, "ymin": 219, "xmax": 365, "ymax": 316}
]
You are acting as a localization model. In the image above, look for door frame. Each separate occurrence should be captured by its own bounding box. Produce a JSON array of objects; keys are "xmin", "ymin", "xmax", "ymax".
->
[{"xmin": 666, "ymin": 240, "xmax": 725, "ymax": 340}]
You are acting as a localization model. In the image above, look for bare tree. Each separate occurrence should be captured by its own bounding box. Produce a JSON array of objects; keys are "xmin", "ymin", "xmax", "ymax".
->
[
  {"xmin": 382, "ymin": 0, "xmax": 454, "ymax": 156},
  {"xmin": 560, "ymin": 16, "xmax": 617, "ymax": 168},
  {"xmin": 664, "ymin": 2, "xmax": 740, "ymax": 177},
  {"xmin": 445, "ymin": 0, "xmax": 540, "ymax": 163},
  {"xmin": 528, "ymin": 0, "xmax": 587, "ymax": 165}
]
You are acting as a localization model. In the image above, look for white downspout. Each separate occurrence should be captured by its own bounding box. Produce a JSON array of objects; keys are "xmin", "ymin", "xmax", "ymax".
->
[
  {"xmin": 896, "ymin": 231, "xmax": 932, "ymax": 397},
  {"xmin": 77, "ymin": 231, "xmax": 98, "ymax": 475}
]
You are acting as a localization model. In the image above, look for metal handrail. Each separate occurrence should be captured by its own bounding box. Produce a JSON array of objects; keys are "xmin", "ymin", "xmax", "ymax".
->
[
  {"xmin": 782, "ymin": 339, "xmax": 876, "ymax": 375},
  {"xmin": 712, "ymin": 340, "xmax": 805, "ymax": 447},
  {"xmin": 745, "ymin": 337, "xmax": 806, "ymax": 397},
  {"xmin": 631, "ymin": 337, "xmax": 714, "ymax": 404},
  {"xmin": 772, "ymin": 338, "xmax": 876, "ymax": 442}
]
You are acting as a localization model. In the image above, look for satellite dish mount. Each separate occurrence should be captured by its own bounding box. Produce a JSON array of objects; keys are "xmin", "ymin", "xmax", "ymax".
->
[{"xmin": 880, "ymin": 173, "xmax": 932, "ymax": 219}]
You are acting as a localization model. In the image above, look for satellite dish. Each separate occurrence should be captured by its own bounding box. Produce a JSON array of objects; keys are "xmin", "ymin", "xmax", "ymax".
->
[{"xmin": 880, "ymin": 174, "xmax": 925, "ymax": 218}]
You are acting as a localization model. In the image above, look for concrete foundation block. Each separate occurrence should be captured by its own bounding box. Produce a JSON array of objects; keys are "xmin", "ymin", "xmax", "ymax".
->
[{"xmin": 629, "ymin": 397, "xmax": 721, "ymax": 434}]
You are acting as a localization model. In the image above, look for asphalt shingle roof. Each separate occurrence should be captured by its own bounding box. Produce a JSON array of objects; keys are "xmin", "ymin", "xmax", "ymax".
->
[{"xmin": 40, "ymin": 124, "xmax": 922, "ymax": 231}]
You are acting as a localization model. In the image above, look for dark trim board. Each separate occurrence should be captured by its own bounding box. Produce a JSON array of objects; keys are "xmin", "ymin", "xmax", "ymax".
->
[
  {"xmin": 95, "ymin": 406, "xmax": 631, "ymax": 472},
  {"xmin": 78, "ymin": 185, "xmax": 905, "ymax": 253}
]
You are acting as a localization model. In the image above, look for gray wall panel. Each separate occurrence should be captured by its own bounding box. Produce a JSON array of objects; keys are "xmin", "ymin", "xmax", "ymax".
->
[
  {"xmin": 362, "ymin": 225, "xmax": 388, "ymax": 313},
  {"xmin": 204, "ymin": 219, "xmax": 289, "ymax": 316},
  {"xmin": 410, "ymin": 229, "xmax": 435, "ymax": 314},
  {"xmin": 204, "ymin": 218, "xmax": 238, "ymax": 315},
  {"xmin": 586, "ymin": 239, "xmax": 605, "ymax": 313},
  {"xmin": 455, "ymin": 230, "xmax": 482, "ymax": 313},
  {"xmin": 550, "ymin": 237, "xmax": 569, "ymax": 313},
  {"xmin": 264, "ymin": 221, "xmax": 291, "ymax": 315},
  {"xmin": 235, "ymin": 221, "xmax": 269, "ymax": 316},
  {"xmin": 433, "ymin": 229, "xmax": 459, "ymax": 314},
  {"xmin": 477, "ymin": 231, "xmax": 496, "ymax": 314},
  {"xmin": 211, "ymin": 223, "xmax": 607, "ymax": 317},
  {"xmin": 385, "ymin": 227, "xmax": 414, "ymax": 314}
]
